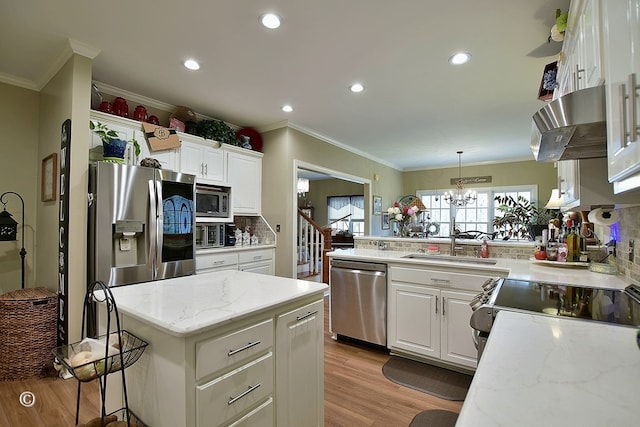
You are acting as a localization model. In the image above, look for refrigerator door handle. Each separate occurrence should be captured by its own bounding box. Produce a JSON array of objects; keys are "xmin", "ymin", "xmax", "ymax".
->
[
  {"xmin": 155, "ymin": 178, "xmax": 164, "ymax": 272},
  {"xmin": 148, "ymin": 180, "xmax": 158, "ymax": 270}
]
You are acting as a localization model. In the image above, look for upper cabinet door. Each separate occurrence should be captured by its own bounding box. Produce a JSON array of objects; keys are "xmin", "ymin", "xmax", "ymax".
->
[
  {"xmin": 603, "ymin": 0, "xmax": 640, "ymax": 190},
  {"xmin": 226, "ymin": 149, "xmax": 262, "ymax": 215}
]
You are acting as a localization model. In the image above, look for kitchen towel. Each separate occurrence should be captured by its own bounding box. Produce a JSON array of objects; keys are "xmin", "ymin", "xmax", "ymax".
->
[{"xmin": 587, "ymin": 208, "xmax": 619, "ymax": 226}]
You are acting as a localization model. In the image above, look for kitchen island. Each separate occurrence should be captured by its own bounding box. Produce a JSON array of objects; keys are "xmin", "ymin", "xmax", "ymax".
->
[
  {"xmin": 457, "ymin": 311, "xmax": 640, "ymax": 426},
  {"xmin": 102, "ymin": 270, "xmax": 327, "ymax": 427}
]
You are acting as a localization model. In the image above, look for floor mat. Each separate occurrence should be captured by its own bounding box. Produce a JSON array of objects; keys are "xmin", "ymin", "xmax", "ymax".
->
[
  {"xmin": 409, "ymin": 409, "xmax": 459, "ymax": 427},
  {"xmin": 382, "ymin": 356, "xmax": 472, "ymax": 401}
]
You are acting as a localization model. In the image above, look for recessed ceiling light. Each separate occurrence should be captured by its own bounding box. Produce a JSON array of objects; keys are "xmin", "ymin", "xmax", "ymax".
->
[
  {"xmin": 349, "ymin": 83, "xmax": 364, "ymax": 93},
  {"xmin": 448, "ymin": 52, "xmax": 471, "ymax": 65},
  {"xmin": 282, "ymin": 105, "xmax": 293, "ymax": 113},
  {"xmin": 261, "ymin": 13, "xmax": 281, "ymax": 29},
  {"xmin": 184, "ymin": 59, "xmax": 200, "ymax": 70}
]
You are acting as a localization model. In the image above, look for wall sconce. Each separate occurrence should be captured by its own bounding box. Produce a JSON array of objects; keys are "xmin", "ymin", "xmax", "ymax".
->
[{"xmin": 0, "ymin": 191, "xmax": 26, "ymax": 289}]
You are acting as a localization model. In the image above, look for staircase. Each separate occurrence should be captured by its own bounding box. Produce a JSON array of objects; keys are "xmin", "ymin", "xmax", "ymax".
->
[{"xmin": 297, "ymin": 208, "xmax": 332, "ymax": 283}]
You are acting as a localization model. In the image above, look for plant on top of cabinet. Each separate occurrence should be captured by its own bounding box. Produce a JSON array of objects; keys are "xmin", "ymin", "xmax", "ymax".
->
[
  {"xmin": 196, "ymin": 119, "xmax": 238, "ymax": 146},
  {"xmin": 90, "ymin": 121, "xmax": 140, "ymax": 162}
]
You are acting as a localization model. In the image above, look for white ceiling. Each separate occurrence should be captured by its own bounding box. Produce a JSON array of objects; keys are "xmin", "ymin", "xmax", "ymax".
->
[{"xmin": 0, "ymin": 0, "xmax": 569, "ymax": 171}]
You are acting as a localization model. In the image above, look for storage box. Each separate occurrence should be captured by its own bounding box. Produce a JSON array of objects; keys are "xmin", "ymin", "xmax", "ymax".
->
[{"xmin": 142, "ymin": 122, "xmax": 181, "ymax": 151}]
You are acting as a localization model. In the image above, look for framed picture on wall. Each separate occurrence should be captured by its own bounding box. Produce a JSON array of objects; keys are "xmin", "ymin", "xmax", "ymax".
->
[
  {"xmin": 41, "ymin": 153, "xmax": 57, "ymax": 202},
  {"xmin": 373, "ymin": 195, "xmax": 382, "ymax": 215},
  {"xmin": 381, "ymin": 212, "xmax": 390, "ymax": 230}
]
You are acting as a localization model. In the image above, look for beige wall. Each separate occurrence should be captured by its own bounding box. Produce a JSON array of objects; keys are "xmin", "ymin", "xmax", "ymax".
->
[
  {"xmin": 262, "ymin": 127, "xmax": 403, "ymax": 277},
  {"xmin": 303, "ymin": 179, "xmax": 364, "ymax": 227},
  {"xmin": 0, "ymin": 55, "xmax": 92, "ymax": 343},
  {"xmin": 37, "ymin": 54, "xmax": 92, "ymax": 342},
  {"xmin": 403, "ymin": 159, "xmax": 558, "ymax": 207},
  {"xmin": 0, "ymin": 83, "xmax": 40, "ymax": 294}
]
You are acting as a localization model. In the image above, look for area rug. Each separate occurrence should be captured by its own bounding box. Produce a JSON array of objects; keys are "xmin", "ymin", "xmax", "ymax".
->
[
  {"xmin": 409, "ymin": 409, "xmax": 459, "ymax": 427},
  {"xmin": 381, "ymin": 356, "xmax": 472, "ymax": 401}
]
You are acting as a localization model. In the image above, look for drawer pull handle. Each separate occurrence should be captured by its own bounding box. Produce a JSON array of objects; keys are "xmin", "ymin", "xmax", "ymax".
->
[
  {"xmin": 228, "ymin": 383, "xmax": 261, "ymax": 405},
  {"xmin": 253, "ymin": 256, "xmax": 262, "ymax": 260},
  {"xmin": 213, "ymin": 260, "xmax": 224, "ymax": 265},
  {"xmin": 227, "ymin": 340, "xmax": 262, "ymax": 356},
  {"xmin": 430, "ymin": 278, "xmax": 450, "ymax": 284},
  {"xmin": 296, "ymin": 310, "xmax": 318, "ymax": 322}
]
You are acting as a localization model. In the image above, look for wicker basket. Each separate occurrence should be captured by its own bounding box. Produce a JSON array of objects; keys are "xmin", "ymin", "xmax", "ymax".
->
[{"xmin": 0, "ymin": 287, "xmax": 57, "ymax": 381}]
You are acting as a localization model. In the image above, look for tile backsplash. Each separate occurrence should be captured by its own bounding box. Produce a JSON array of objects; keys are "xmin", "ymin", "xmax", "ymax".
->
[{"xmin": 599, "ymin": 206, "xmax": 640, "ymax": 283}]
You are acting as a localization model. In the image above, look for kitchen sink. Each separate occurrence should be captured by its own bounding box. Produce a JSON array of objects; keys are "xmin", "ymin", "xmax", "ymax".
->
[{"xmin": 401, "ymin": 253, "xmax": 498, "ymax": 265}]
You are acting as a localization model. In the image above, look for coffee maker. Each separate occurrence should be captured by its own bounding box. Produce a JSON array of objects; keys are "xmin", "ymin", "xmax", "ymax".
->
[{"xmin": 225, "ymin": 224, "xmax": 237, "ymax": 246}]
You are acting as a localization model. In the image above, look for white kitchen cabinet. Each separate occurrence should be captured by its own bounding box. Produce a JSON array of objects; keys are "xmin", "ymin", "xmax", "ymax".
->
[
  {"xmin": 388, "ymin": 265, "xmax": 497, "ymax": 370},
  {"xmin": 90, "ymin": 111, "xmax": 178, "ymax": 170},
  {"xmin": 238, "ymin": 249, "xmax": 274, "ymax": 275},
  {"xmin": 179, "ymin": 137, "xmax": 226, "ymax": 184},
  {"xmin": 275, "ymin": 299, "xmax": 324, "ymax": 427},
  {"xmin": 226, "ymin": 148, "xmax": 262, "ymax": 215},
  {"xmin": 555, "ymin": 157, "xmax": 638, "ymax": 211},
  {"xmin": 388, "ymin": 282, "xmax": 440, "ymax": 359},
  {"xmin": 441, "ymin": 290, "xmax": 477, "ymax": 367},
  {"xmin": 556, "ymin": 0, "xmax": 604, "ymax": 96},
  {"xmin": 196, "ymin": 251, "xmax": 239, "ymax": 273},
  {"xmin": 603, "ymin": 0, "xmax": 640, "ymax": 192}
]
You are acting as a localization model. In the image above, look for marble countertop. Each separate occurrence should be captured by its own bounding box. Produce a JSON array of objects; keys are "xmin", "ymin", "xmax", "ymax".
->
[
  {"xmin": 107, "ymin": 271, "xmax": 328, "ymax": 337},
  {"xmin": 457, "ymin": 311, "xmax": 640, "ymax": 426},
  {"xmin": 327, "ymin": 248, "xmax": 632, "ymax": 290}
]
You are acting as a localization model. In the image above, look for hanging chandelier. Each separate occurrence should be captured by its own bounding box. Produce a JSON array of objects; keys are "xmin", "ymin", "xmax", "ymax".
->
[
  {"xmin": 297, "ymin": 177, "xmax": 309, "ymax": 196},
  {"xmin": 444, "ymin": 151, "xmax": 477, "ymax": 207}
]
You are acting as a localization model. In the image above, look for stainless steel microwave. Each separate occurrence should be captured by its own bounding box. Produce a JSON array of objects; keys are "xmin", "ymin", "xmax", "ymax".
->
[
  {"xmin": 195, "ymin": 223, "xmax": 225, "ymax": 249},
  {"xmin": 195, "ymin": 184, "xmax": 231, "ymax": 219}
]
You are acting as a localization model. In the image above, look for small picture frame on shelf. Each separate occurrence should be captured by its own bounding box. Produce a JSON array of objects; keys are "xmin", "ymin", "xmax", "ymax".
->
[
  {"xmin": 381, "ymin": 212, "xmax": 390, "ymax": 230},
  {"xmin": 537, "ymin": 61, "xmax": 558, "ymax": 101},
  {"xmin": 41, "ymin": 153, "xmax": 57, "ymax": 202},
  {"xmin": 373, "ymin": 195, "xmax": 382, "ymax": 215}
]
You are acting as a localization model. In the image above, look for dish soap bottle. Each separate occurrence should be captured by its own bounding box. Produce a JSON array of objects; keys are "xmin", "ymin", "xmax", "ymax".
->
[{"xmin": 480, "ymin": 238, "xmax": 489, "ymax": 258}]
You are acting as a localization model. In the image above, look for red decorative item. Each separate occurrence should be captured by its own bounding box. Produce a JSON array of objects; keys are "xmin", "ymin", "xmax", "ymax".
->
[
  {"xmin": 148, "ymin": 115, "xmax": 160, "ymax": 125},
  {"xmin": 98, "ymin": 101, "xmax": 112, "ymax": 114},
  {"xmin": 112, "ymin": 97, "xmax": 129, "ymax": 118},
  {"xmin": 235, "ymin": 128, "xmax": 263, "ymax": 152},
  {"xmin": 133, "ymin": 105, "xmax": 148, "ymax": 122}
]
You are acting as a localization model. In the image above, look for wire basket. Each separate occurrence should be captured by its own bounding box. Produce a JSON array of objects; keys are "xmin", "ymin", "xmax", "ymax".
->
[
  {"xmin": 108, "ymin": 408, "xmax": 147, "ymax": 427},
  {"xmin": 52, "ymin": 330, "xmax": 147, "ymax": 382}
]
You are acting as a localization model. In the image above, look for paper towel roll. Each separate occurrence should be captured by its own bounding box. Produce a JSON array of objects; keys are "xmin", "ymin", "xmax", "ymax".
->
[{"xmin": 587, "ymin": 208, "xmax": 619, "ymax": 226}]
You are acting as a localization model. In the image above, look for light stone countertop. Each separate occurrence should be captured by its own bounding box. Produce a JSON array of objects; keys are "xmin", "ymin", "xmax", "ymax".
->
[
  {"xmin": 456, "ymin": 311, "xmax": 640, "ymax": 426},
  {"xmin": 106, "ymin": 270, "xmax": 328, "ymax": 337},
  {"xmin": 327, "ymin": 248, "xmax": 632, "ymax": 290}
]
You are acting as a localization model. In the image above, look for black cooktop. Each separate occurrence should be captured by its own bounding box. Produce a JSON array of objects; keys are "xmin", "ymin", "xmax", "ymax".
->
[{"xmin": 493, "ymin": 279, "xmax": 640, "ymax": 327}]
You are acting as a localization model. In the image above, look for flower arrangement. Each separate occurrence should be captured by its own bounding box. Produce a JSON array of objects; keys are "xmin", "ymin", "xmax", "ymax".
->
[{"xmin": 387, "ymin": 201, "xmax": 419, "ymax": 224}]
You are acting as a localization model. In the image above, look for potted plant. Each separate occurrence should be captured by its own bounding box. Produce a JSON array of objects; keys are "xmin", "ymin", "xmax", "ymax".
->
[
  {"xmin": 90, "ymin": 121, "xmax": 140, "ymax": 163},
  {"xmin": 493, "ymin": 195, "xmax": 554, "ymax": 240},
  {"xmin": 196, "ymin": 119, "xmax": 238, "ymax": 146}
]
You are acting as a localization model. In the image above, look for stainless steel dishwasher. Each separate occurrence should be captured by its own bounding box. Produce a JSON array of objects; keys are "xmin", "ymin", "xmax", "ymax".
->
[{"xmin": 330, "ymin": 259, "xmax": 387, "ymax": 346}]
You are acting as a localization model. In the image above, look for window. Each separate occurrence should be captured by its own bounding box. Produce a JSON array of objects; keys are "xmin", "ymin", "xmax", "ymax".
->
[
  {"xmin": 327, "ymin": 195, "xmax": 365, "ymax": 236},
  {"xmin": 417, "ymin": 185, "xmax": 537, "ymax": 238}
]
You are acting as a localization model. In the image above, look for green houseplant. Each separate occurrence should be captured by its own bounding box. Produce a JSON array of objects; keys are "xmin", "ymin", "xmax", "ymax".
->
[
  {"xmin": 90, "ymin": 121, "xmax": 140, "ymax": 163},
  {"xmin": 196, "ymin": 119, "xmax": 238, "ymax": 146},
  {"xmin": 493, "ymin": 195, "xmax": 555, "ymax": 240}
]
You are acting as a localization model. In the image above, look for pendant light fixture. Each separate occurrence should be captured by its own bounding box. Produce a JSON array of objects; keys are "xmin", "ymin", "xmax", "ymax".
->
[
  {"xmin": 297, "ymin": 177, "xmax": 309, "ymax": 196},
  {"xmin": 444, "ymin": 151, "xmax": 477, "ymax": 207}
]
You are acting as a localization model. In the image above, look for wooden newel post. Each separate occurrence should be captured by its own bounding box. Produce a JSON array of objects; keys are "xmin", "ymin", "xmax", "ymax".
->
[{"xmin": 321, "ymin": 227, "xmax": 332, "ymax": 284}]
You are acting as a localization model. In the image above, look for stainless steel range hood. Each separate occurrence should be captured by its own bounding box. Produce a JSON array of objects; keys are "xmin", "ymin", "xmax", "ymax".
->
[{"xmin": 530, "ymin": 85, "xmax": 607, "ymax": 162}]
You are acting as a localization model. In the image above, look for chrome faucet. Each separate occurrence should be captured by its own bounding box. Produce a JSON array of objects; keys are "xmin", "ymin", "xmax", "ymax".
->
[{"xmin": 450, "ymin": 217, "xmax": 463, "ymax": 256}]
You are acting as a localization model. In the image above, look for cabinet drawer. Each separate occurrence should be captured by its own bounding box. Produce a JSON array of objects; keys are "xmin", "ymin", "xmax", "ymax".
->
[
  {"xmin": 196, "ymin": 252, "xmax": 238, "ymax": 272},
  {"xmin": 228, "ymin": 397, "xmax": 273, "ymax": 427},
  {"xmin": 390, "ymin": 266, "xmax": 494, "ymax": 292},
  {"xmin": 196, "ymin": 319, "xmax": 273, "ymax": 381},
  {"xmin": 239, "ymin": 249, "xmax": 273, "ymax": 264},
  {"xmin": 196, "ymin": 353, "xmax": 274, "ymax": 427}
]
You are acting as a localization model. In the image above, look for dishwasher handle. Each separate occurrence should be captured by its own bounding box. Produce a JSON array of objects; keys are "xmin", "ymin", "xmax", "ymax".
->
[{"xmin": 330, "ymin": 259, "xmax": 387, "ymax": 273}]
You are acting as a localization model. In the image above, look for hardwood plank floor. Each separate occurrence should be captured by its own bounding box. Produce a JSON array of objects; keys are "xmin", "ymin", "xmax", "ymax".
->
[
  {"xmin": 323, "ymin": 296, "xmax": 463, "ymax": 427},
  {"xmin": 0, "ymin": 296, "xmax": 463, "ymax": 426}
]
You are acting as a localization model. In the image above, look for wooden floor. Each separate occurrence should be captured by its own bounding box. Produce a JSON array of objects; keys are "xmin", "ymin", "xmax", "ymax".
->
[{"xmin": 0, "ymin": 296, "xmax": 462, "ymax": 426}]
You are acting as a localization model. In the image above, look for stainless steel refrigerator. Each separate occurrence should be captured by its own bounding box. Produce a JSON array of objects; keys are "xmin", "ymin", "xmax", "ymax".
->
[{"xmin": 88, "ymin": 162, "xmax": 196, "ymax": 287}]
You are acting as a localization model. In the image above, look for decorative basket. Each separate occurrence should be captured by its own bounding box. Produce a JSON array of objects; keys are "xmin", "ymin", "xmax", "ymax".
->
[
  {"xmin": 52, "ymin": 330, "xmax": 148, "ymax": 382},
  {"xmin": 0, "ymin": 287, "xmax": 57, "ymax": 381}
]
